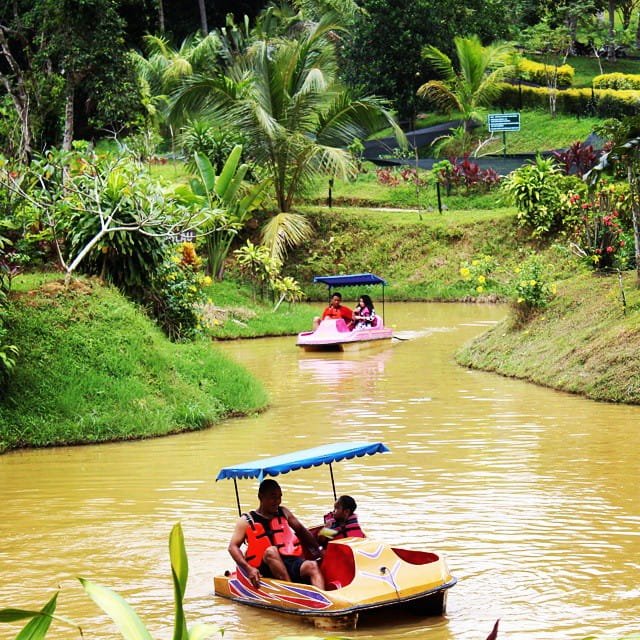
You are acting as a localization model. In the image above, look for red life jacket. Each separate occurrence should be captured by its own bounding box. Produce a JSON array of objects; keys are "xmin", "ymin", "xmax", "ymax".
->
[
  {"xmin": 244, "ymin": 509, "xmax": 303, "ymax": 567},
  {"xmin": 323, "ymin": 512, "xmax": 365, "ymax": 539}
]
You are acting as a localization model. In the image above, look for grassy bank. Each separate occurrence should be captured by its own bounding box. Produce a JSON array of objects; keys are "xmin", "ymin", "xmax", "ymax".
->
[
  {"xmin": 0, "ymin": 274, "xmax": 268, "ymax": 453},
  {"xmin": 456, "ymin": 270, "xmax": 640, "ymax": 404},
  {"xmin": 281, "ymin": 207, "xmax": 576, "ymax": 302}
]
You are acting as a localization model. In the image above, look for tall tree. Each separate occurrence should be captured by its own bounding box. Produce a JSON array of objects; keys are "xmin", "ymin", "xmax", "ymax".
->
[
  {"xmin": 341, "ymin": 0, "xmax": 512, "ymax": 124},
  {"xmin": 0, "ymin": 0, "xmax": 144, "ymax": 157},
  {"xmin": 197, "ymin": 0, "xmax": 208, "ymax": 35},
  {"xmin": 173, "ymin": 16, "xmax": 404, "ymax": 213}
]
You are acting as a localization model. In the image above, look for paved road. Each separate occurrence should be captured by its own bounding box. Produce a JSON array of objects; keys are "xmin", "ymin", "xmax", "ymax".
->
[{"xmin": 364, "ymin": 120, "xmax": 600, "ymax": 175}]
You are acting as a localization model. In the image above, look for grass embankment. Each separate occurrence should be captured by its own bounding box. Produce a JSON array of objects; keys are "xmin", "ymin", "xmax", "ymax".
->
[
  {"xmin": 281, "ymin": 206, "xmax": 576, "ymax": 301},
  {"xmin": 456, "ymin": 271, "xmax": 640, "ymax": 404},
  {"xmin": 0, "ymin": 274, "xmax": 268, "ymax": 453}
]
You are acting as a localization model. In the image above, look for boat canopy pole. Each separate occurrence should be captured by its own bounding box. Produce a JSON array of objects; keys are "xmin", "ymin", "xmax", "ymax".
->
[
  {"xmin": 233, "ymin": 478, "xmax": 242, "ymax": 516},
  {"xmin": 329, "ymin": 463, "xmax": 337, "ymax": 501},
  {"xmin": 382, "ymin": 284, "xmax": 386, "ymax": 324}
]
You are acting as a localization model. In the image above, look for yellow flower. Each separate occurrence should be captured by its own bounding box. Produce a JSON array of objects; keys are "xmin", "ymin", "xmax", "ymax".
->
[
  {"xmin": 203, "ymin": 276, "xmax": 212, "ymax": 286},
  {"xmin": 459, "ymin": 267, "xmax": 471, "ymax": 280},
  {"xmin": 517, "ymin": 297, "xmax": 524, "ymax": 303},
  {"xmin": 477, "ymin": 275, "xmax": 486, "ymax": 284},
  {"xmin": 550, "ymin": 284, "xmax": 557, "ymax": 294},
  {"xmin": 514, "ymin": 267, "xmax": 521, "ymax": 274},
  {"xmin": 529, "ymin": 280, "xmax": 536, "ymax": 286},
  {"xmin": 476, "ymin": 285, "xmax": 484, "ymax": 293},
  {"xmin": 472, "ymin": 260, "xmax": 479, "ymax": 266}
]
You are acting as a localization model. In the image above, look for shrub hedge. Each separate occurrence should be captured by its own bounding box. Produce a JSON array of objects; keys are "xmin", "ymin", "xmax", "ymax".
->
[
  {"xmin": 593, "ymin": 72, "xmax": 640, "ymax": 90},
  {"xmin": 496, "ymin": 83, "xmax": 640, "ymax": 118},
  {"xmin": 515, "ymin": 58, "xmax": 575, "ymax": 89}
]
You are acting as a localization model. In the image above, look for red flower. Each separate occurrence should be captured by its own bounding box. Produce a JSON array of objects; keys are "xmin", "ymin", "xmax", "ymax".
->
[{"xmin": 606, "ymin": 246, "xmax": 614, "ymax": 253}]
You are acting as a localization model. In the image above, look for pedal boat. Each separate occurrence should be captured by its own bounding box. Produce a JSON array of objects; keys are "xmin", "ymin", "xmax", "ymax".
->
[
  {"xmin": 296, "ymin": 317, "xmax": 393, "ymax": 352},
  {"xmin": 214, "ymin": 441, "xmax": 457, "ymax": 630},
  {"xmin": 296, "ymin": 273, "xmax": 393, "ymax": 352}
]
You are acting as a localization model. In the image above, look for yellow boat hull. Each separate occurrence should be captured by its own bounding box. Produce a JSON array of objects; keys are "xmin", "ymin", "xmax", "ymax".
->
[{"xmin": 214, "ymin": 537, "xmax": 456, "ymax": 629}]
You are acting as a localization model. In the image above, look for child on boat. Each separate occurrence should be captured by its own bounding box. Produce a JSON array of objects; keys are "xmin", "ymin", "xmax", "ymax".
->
[{"xmin": 318, "ymin": 495, "xmax": 365, "ymax": 545}]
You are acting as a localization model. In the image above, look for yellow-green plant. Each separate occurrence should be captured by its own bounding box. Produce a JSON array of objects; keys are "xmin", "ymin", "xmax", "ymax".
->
[
  {"xmin": 459, "ymin": 254, "xmax": 498, "ymax": 295},
  {"xmin": 516, "ymin": 58, "xmax": 574, "ymax": 89},
  {"xmin": 510, "ymin": 255, "xmax": 557, "ymax": 323}
]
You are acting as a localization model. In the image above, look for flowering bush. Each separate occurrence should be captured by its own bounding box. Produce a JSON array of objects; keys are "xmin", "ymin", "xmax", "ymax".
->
[
  {"xmin": 459, "ymin": 254, "xmax": 498, "ymax": 295},
  {"xmin": 149, "ymin": 242, "xmax": 212, "ymax": 341},
  {"xmin": 565, "ymin": 185, "xmax": 630, "ymax": 270},
  {"xmin": 510, "ymin": 256, "xmax": 557, "ymax": 323}
]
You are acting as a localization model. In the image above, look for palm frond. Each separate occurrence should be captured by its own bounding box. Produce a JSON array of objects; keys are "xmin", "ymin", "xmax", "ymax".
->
[
  {"xmin": 260, "ymin": 212, "xmax": 313, "ymax": 262},
  {"xmin": 416, "ymin": 81, "xmax": 461, "ymax": 113},
  {"xmin": 421, "ymin": 45, "xmax": 455, "ymax": 82}
]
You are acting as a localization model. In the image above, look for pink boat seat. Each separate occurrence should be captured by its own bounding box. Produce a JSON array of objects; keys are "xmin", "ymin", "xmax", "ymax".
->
[{"xmin": 335, "ymin": 318, "xmax": 351, "ymax": 332}]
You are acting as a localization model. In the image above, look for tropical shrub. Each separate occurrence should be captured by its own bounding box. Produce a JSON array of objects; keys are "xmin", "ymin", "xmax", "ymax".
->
[
  {"xmin": 565, "ymin": 188, "xmax": 629, "ymax": 270},
  {"xmin": 501, "ymin": 155, "xmax": 565, "ymax": 236},
  {"xmin": 178, "ymin": 120, "xmax": 246, "ymax": 173},
  {"xmin": 173, "ymin": 147, "xmax": 267, "ymax": 279},
  {"xmin": 552, "ymin": 141, "xmax": 597, "ymax": 178},
  {"xmin": 435, "ymin": 157, "xmax": 501, "ymax": 194},
  {"xmin": 147, "ymin": 242, "xmax": 212, "ymax": 341},
  {"xmin": 234, "ymin": 240, "xmax": 304, "ymax": 308},
  {"xmin": 375, "ymin": 167, "xmax": 427, "ymax": 187},
  {"xmin": 510, "ymin": 254, "xmax": 557, "ymax": 324},
  {"xmin": 515, "ymin": 58, "xmax": 574, "ymax": 89},
  {"xmin": 2, "ymin": 146, "xmax": 202, "ymax": 287}
]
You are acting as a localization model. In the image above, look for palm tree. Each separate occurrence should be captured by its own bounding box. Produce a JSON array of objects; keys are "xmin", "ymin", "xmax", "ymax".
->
[
  {"xmin": 417, "ymin": 35, "xmax": 514, "ymax": 133},
  {"xmin": 173, "ymin": 16, "xmax": 404, "ymax": 214}
]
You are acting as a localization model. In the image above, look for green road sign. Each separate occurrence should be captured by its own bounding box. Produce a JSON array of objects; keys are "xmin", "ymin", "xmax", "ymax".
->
[{"xmin": 488, "ymin": 113, "xmax": 521, "ymax": 132}]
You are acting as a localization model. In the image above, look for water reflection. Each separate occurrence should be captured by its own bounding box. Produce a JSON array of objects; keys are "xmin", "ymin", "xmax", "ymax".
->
[{"xmin": 297, "ymin": 347, "xmax": 393, "ymax": 389}]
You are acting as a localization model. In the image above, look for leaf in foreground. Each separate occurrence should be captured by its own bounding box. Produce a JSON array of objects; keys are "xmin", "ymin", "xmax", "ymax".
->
[{"xmin": 80, "ymin": 578, "xmax": 153, "ymax": 640}]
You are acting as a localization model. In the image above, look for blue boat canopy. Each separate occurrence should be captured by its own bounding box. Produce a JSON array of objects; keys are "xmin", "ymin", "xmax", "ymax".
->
[
  {"xmin": 216, "ymin": 441, "xmax": 390, "ymax": 482},
  {"xmin": 313, "ymin": 273, "xmax": 387, "ymax": 287}
]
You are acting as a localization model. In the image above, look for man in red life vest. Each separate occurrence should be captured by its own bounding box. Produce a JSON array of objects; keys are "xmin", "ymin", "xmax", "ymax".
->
[
  {"xmin": 312, "ymin": 292, "xmax": 353, "ymax": 330},
  {"xmin": 228, "ymin": 479, "xmax": 325, "ymax": 589}
]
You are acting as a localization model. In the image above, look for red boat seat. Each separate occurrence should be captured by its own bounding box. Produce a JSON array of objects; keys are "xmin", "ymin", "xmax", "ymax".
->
[{"xmin": 321, "ymin": 542, "xmax": 356, "ymax": 589}]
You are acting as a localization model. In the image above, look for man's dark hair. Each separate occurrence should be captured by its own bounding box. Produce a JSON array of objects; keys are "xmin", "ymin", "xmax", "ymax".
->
[
  {"xmin": 332, "ymin": 292, "xmax": 342, "ymax": 300},
  {"xmin": 258, "ymin": 478, "xmax": 281, "ymax": 497},
  {"xmin": 337, "ymin": 495, "xmax": 357, "ymax": 513}
]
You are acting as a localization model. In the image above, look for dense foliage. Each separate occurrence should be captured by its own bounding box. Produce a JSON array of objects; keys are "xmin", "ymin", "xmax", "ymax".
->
[{"xmin": 341, "ymin": 0, "xmax": 512, "ymax": 122}]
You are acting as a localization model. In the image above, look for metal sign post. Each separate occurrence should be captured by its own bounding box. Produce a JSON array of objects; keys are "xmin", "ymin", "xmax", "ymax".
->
[{"xmin": 488, "ymin": 113, "xmax": 521, "ymax": 158}]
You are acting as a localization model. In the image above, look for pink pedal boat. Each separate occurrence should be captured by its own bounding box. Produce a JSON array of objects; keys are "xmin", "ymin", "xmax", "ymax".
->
[{"xmin": 296, "ymin": 273, "xmax": 393, "ymax": 352}]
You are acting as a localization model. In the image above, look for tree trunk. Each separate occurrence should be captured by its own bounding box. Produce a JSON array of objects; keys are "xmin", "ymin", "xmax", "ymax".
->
[
  {"xmin": 197, "ymin": 0, "xmax": 208, "ymax": 35},
  {"xmin": 636, "ymin": 12, "xmax": 640, "ymax": 48},
  {"xmin": 62, "ymin": 84, "xmax": 74, "ymax": 151},
  {"xmin": 0, "ymin": 27, "xmax": 32, "ymax": 162},
  {"xmin": 608, "ymin": 0, "xmax": 616, "ymax": 62},
  {"xmin": 158, "ymin": 0, "xmax": 165, "ymax": 33}
]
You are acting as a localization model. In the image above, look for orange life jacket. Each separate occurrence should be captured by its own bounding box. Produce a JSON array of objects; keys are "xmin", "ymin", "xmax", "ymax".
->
[{"xmin": 244, "ymin": 509, "xmax": 303, "ymax": 567}]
